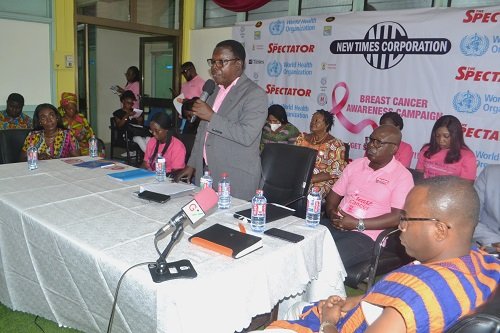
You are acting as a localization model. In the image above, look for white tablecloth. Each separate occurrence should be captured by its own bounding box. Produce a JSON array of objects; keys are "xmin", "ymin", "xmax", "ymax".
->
[{"xmin": 0, "ymin": 158, "xmax": 346, "ymax": 333}]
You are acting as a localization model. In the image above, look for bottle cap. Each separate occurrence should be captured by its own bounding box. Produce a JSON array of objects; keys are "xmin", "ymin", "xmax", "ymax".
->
[{"xmin": 221, "ymin": 172, "xmax": 228, "ymax": 177}]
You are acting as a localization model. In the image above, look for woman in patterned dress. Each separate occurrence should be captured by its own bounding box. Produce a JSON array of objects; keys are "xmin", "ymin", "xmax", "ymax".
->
[
  {"xmin": 21, "ymin": 103, "xmax": 80, "ymax": 160},
  {"xmin": 59, "ymin": 92, "xmax": 94, "ymax": 156},
  {"xmin": 295, "ymin": 109, "xmax": 347, "ymax": 199}
]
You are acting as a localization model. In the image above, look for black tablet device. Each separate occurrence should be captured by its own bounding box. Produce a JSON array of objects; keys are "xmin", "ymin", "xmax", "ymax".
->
[{"xmin": 138, "ymin": 190, "xmax": 171, "ymax": 203}]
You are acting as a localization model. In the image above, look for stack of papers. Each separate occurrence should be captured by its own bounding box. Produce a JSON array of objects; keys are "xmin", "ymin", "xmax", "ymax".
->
[
  {"xmin": 139, "ymin": 182, "xmax": 197, "ymax": 197},
  {"xmin": 108, "ymin": 169, "xmax": 155, "ymax": 181}
]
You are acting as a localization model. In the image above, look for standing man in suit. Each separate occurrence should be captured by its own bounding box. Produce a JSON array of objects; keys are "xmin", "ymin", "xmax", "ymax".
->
[{"xmin": 174, "ymin": 40, "xmax": 268, "ymax": 200}]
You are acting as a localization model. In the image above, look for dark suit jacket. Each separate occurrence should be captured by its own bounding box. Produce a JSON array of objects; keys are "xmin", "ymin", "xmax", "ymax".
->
[{"xmin": 188, "ymin": 74, "xmax": 268, "ymax": 200}]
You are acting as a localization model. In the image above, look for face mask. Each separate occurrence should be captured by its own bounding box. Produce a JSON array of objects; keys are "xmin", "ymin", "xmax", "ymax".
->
[{"xmin": 270, "ymin": 123, "xmax": 281, "ymax": 132}]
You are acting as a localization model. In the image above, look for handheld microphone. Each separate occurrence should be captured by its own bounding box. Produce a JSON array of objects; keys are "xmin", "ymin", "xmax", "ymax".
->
[
  {"xmin": 190, "ymin": 79, "xmax": 216, "ymax": 123},
  {"xmin": 154, "ymin": 187, "xmax": 218, "ymax": 238}
]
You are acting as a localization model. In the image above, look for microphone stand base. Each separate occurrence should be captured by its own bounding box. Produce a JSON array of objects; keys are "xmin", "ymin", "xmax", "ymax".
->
[{"xmin": 149, "ymin": 259, "xmax": 197, "ymax": 283}]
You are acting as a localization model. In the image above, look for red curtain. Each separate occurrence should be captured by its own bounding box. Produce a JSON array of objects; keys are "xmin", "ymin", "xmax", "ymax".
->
[{"xmin": 212, "ymin": 0, "xmax": 271, "ymax": 12}]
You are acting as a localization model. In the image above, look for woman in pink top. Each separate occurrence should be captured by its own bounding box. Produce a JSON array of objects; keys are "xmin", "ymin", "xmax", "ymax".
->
[
  {"xmin": 141, "ymin": 112, "xmax": 186, "ymax": 173},
  {"xmin": 416, "ymin": 115, "xmax": 477, "ymax": 181},
  {"xmin": 379, "ymin": 112, "xmax": 413, "ymax": 167},
  {"xmin": 117, "ymin": 66, "xmax": 141, "ymax": 109}
]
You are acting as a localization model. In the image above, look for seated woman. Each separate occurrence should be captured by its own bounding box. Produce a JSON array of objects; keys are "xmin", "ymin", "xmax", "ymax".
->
[
  {"xmin": 141, "ymin": 112, "xmax": 186, "ymax": 174},
  {"xmin": 295, "ymin": 109, "xmax": 346, "ymax": 199},
  {"xmin": 59, "ymin": 92, "xmax": 94, "ymax": 156},
  {"xmin": 416, "ymin": 115, "xmax": 476, "ymax": 181},
  {"xmin": 260, "ymin": 104, "xmax": 300, "ymax": 151},
  {"xmin": 112, "ymin": 90, "xmax": 150, "ymax": 154},
  {"xmin": 22, "ymin": 103, "xmax": 80, "ymax": 160},
  {"xmin": 378, "ymin": 112, "xmax": 413, "ymax": 167}
]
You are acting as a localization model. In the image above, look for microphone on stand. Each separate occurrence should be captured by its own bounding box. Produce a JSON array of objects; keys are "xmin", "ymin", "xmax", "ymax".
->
[
  {"xmin": 155, "ymin": 187, "xmax": 219, "ymax": 239},
  {"xmin": 190, "ymin": 79, "xmax": 216, "ymax": 123},
  {"xmin": 150, "ymin": 187, "xmax": 219, "ymax": 283}
]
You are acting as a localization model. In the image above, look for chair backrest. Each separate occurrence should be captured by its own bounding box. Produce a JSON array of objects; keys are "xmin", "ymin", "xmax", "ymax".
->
[
  {"xmin": 0, "ymin": 129, "xmax": 31, "ymax": 164},
  {"xmin": 178, "ymin": 133, "xmax": 196, "ymax": 164},
  {"xmin": 445, "ymin": 287, "xmax": 500, "ymax": 333},
  {"xmin": 261, "ymin": 143, "xmax": 317, "ymax": 217},
  {"xmin": 344, "ymin": 142, "xmax": 350, "ymax": 163}
]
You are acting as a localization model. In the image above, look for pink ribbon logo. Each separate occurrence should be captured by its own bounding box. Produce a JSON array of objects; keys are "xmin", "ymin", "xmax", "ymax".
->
[{"xmin": 330, "ymin": 82, "xmax": 377, "ymax": 134}]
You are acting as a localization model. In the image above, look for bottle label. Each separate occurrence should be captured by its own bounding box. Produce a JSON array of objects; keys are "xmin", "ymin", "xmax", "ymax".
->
[
  {"xmin": 200, "ymin": 179, "xmax": 212, "ymax": 189},
  {"xmin": 252, "ymin": 203, "xmax": 266, "ymax": 216},
  {"xmin": 307, "ymin": 198, "xmax": 321, "ymax": 214},
  {"xmin": 218, "ymin": 183, "xmax": 230, "ymax": 195}
]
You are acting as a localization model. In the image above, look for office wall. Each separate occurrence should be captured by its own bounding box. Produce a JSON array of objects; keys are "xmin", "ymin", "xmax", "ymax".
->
[
  {"xmin": 189, "ymin": 27, "xmax": 232, "ymax": 80},
  {"xmin": 95, "ymin": 28, "xmax": 147, "ymax": 142},
  {"xmin": 0, "ymin": 18, "xmax": 51, "ymax": 114}
]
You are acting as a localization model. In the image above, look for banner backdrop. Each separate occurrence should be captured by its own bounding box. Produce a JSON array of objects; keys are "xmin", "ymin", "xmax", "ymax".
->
[{"xmin": 233, "ymin": 6, "xmax": 499, "ymax": 172}]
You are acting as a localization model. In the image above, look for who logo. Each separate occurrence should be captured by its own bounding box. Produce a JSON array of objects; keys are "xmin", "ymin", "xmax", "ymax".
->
[
  {"xmin": 453, "ymin": 91, "xmax": 481, "ymax": 114},
  {"xmin": 460, "ymin": 34, "xmax": 489, "ymax": 56},
  {"xmin": 267, "ymin": 61, "xmax": 282, "ymax": 77},
  {"xmin": 269, "ymin": 20, "xmax": 285, "ymax": 35}
]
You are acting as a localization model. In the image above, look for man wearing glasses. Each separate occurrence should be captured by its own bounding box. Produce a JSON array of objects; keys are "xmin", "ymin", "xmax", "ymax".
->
[
  {"xmin": 174, "ymin": 40, "xmax": 267, "ymax": 200},
  {"xmin": 266, "ymin": 176, "xmax": 499, "ymax": 333},
  {"xmin": 323, "ymin": 124, "xmax": 414, "ymax": 271}
]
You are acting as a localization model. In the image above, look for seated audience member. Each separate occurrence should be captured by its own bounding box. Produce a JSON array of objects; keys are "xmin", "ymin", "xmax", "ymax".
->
[
  {"xmin": 113, "ymin": 90, "xmax": 150, "ymax": 154},
  {"xmin": 0, "ymin": 93, "xmax": 32, "ymax": 129},
  {"xmin": 473, "ymin": 164, "xmax": 500, "ymax": 253},
  {"xmin": 322, "ymin": 125, "xmax": 414, "ymax": 271},
  {"xmin": 378, "ymin": 112, "xmax": 413, "ymax": 167},
  {"xmin": 266, "ymin": 176, "xmax": 500, "ymax": 333},
  {"xmin": 416, "ymin": 115, "xmax": 476, "ymax": 181},
  {"xmin": 59, "ymin": 92, "xmax": 94, "ymax": 155},
  {"xmin": 141, "ymin": 112, "xmax": 186, "ymax": 173},
  {"xmin": 295, "ymin": 110, "xmax": 347, "ymax": 199},
  {"xmin": 260, "ymin": 104, "xmax": 300, "ymax": 151},
  {"xmin": 22, "ymin": 103, "xmax": 80, "ymax": 160}
]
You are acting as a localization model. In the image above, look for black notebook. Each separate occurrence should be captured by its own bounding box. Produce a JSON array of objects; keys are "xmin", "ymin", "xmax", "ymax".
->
[
  {"xmin": 189, "ymin": 223, "xmax": 263, "ymax": 259},
  {"xmin": 233, "ymin": 203, "xmax": 295, "ymax": 223}
]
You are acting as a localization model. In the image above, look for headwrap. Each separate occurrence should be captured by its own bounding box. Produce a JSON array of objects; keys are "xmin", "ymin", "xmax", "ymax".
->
[{"xmin": 60, "ymin": 92, "xmax": 77, "ymax": 108}]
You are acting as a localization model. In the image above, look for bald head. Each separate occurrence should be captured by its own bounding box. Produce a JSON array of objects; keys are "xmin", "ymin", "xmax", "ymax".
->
[
  {"xmin": 418, "ymin": 176, "xmax": 479, "ymax": 232},
  {"xmin": 376, "ymin": 124, "xmax": 402, "ymax": 146}
]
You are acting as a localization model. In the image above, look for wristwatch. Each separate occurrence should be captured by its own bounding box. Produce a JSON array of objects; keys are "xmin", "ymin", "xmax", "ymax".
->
[
  {"xmin": 356, "ymin": 218, "xmax": 366, "ymax": 232},
  {"xmin": 319, "ymin": 321, "xmax": 335, "ymax": 333}
]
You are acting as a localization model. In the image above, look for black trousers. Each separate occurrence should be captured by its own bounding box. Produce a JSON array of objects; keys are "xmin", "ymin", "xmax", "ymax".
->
[{"xmin": 320, "ymin": 217, "xmax": 375, "ymax": 269}]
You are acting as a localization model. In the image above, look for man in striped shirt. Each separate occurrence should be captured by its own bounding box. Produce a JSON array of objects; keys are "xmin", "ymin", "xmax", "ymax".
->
[{"xmin": 267, "ymin": 176, "xmax": 499, "ymax": 333}]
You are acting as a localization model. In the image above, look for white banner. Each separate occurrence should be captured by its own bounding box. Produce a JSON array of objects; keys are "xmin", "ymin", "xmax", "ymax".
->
[{"xmin": 233, "ymin": 6, "xmax": 500, "ymax": 172}]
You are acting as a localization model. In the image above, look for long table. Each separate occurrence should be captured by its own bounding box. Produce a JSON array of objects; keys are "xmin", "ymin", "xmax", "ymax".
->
[{"xmin": 0, "ymin": 158, "xmax": 346, "ymax": 333}]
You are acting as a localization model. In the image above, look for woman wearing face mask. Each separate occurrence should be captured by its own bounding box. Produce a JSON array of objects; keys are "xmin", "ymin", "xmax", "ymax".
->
[
  {"xmin": 260, "ymin": 104, "xmax": 300, "ymax": 151},
  {"xmin": 416, "ymin": 115, "xmax": 476, "ymax": 181}
]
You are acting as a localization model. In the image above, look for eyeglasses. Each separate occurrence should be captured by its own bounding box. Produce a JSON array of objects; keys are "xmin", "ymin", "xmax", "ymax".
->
[
  {"xmin": 181, "ymin": 68, "xmax": 189, "ymax": 74},
  {"xmin": 207, "ymin": 58, "xmax": 239, "ymax": 68},
  {"xmin": 365, "ymin": 136, "xmax": 398, "ymax": 149},
  {"xmin": 399, "ymin": 216, "xmax": 451, "ymax": 230}
]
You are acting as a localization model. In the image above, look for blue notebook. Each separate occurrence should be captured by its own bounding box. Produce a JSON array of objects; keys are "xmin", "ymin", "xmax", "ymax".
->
[
  {"xmin": 74, "ymin": 160, "xmax": 115, "ymax": 169},
  {"xmin": 107, "ymin": 169, "xmax": 155, "ymax": 181}
]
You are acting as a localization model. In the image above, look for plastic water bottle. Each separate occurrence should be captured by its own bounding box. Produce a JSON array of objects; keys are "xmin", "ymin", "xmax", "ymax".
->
[
  {"xmin": 27, "ymin": 145, "xmax": 38, "ymax": 170},
  {"xmin": 305, "ymin": 187, "xmax": 322, "ymax": 227},
  {"xmin": 251, "ymin": 189, "xmax": 267, "ymax": 232},
  {"xmin": 199, "ymin": 170, "xmax": 213, "ymax": 189},
  {"xmin": 217, "ymin": 173, "xmax": 231, "ymax": 209},
  {"xmin": 155, "ymin": 153, "xmax": 166, "ymax": 182},
  {"xmin": 89, "ymin": 135, "xmax": 98, "ymax": 158}
]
